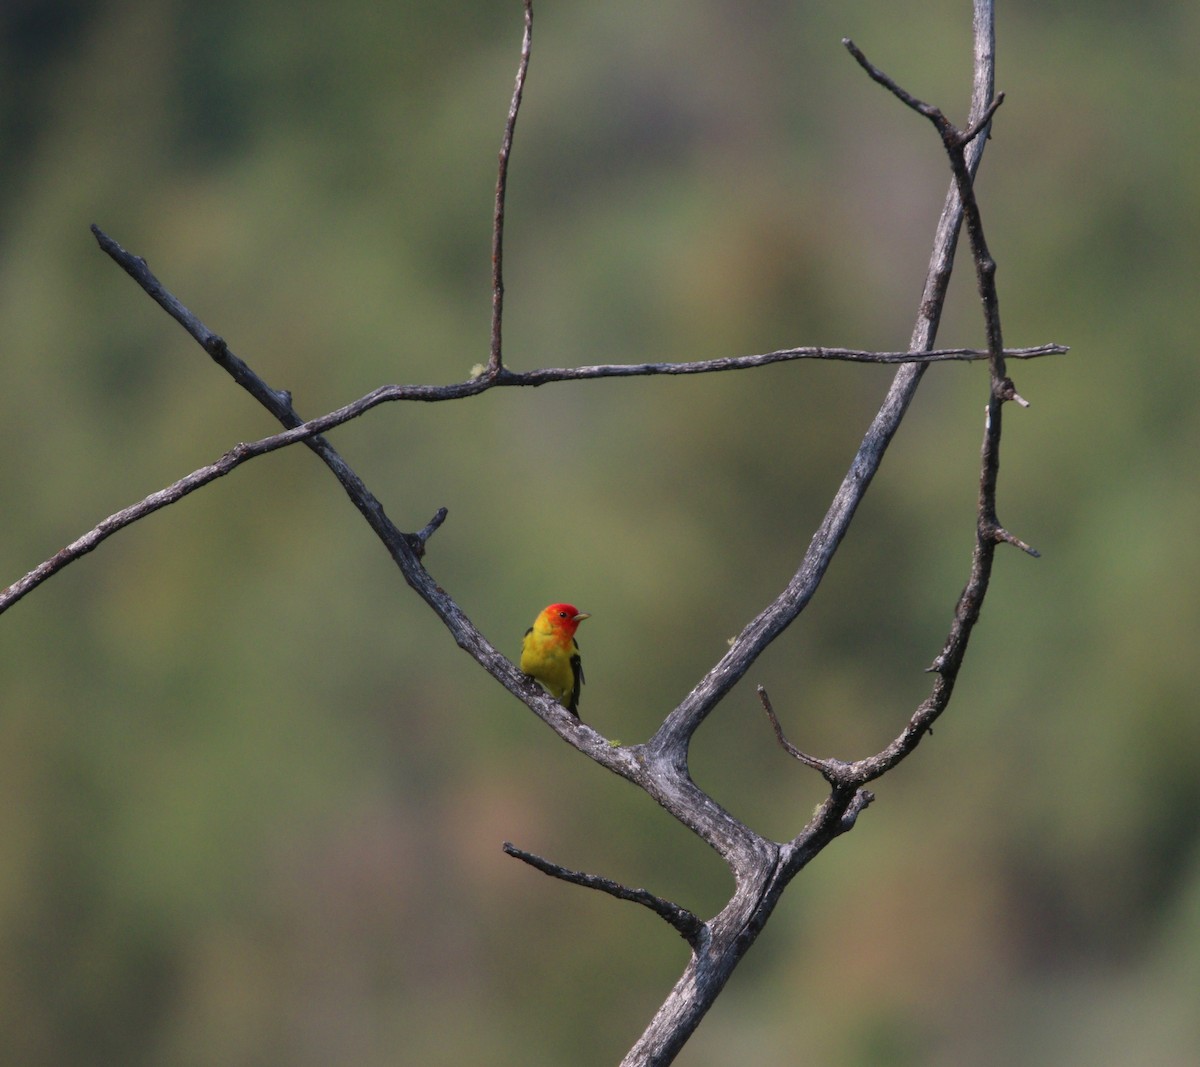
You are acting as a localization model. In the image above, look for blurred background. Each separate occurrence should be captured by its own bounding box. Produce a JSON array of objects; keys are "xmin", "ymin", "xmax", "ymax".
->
[{"xmin": 2, "ymin": 1, "xmax": 1197, "ymax": 1064}]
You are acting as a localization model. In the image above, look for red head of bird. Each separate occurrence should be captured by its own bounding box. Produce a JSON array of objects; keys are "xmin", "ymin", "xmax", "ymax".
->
[{"xmin": 537, "ymin": 603, "xmax": 589, "ymax": 637}]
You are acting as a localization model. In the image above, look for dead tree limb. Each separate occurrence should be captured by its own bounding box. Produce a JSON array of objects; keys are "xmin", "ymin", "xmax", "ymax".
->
[{"xmin": 0, "ymin": 2, "xmax": 1057, "ymax": 1064}]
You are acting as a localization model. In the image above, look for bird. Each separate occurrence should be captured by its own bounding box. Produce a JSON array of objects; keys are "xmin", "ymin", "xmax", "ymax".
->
[{"xmin": 520, "ymin": 603, "xmax": 589, "ymax": 717}]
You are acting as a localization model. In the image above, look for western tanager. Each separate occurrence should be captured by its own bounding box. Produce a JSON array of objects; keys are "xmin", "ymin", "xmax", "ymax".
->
[{"xmin": 520, "ymin": 603, "xmax": 589, "ymax": 717}]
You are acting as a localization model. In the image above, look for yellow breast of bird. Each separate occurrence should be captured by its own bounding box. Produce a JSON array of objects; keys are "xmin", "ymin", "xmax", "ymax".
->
[{"xmin": 520, "ymin": 629, "xmax": 575, "ymax": 701}]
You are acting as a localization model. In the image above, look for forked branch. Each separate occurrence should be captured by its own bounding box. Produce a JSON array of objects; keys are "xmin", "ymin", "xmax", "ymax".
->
[{"xmin": 0, "ymin": 4, "xmax": 1055, "ymax": 1066}]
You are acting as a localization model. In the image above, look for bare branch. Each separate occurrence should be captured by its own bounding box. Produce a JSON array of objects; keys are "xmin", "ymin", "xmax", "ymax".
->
[
  {"xmin": 412, "ymin": 507, "xmax": 449, "ymax": 554},
  {"xmin": 91, "ymin": 226, "xmax": 295, "ymax": 414},
  {"xmin": 2, "ymin": 445, "xmax": 253, "ymax": 614},
  {"xmin": 756, "ymin": 686, "xmax": 837, "ymax": 779},
  {"xmin": 502, "ymin": 842, "xmax": 706, "ymax": 949},
  {"xmin": 992, "ymin": 524, "xmax": 1039, "ymax": 557},
  {"xmin": 5, "ymin": 6, "xmax": 1050, "ymax": 1064},
  {"xmin": 498, "ymin": 343, "xmax": 1063, "ymax": 383},
  {"xmin": 843, "ymin": 39, "xmax": 1005, "ymax": 146},
  {"xmin": 756, "ymin": 687, "xmax": 877, "ymax": 852},
  {"xmin": 489, "ymin": 0, "xmax": 533, "ymax": 375}
]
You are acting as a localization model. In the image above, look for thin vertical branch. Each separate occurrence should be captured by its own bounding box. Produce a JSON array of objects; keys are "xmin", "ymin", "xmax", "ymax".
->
[{"xmin": 490, "ymin": 0, "xmax": 533, "ymax": 376}]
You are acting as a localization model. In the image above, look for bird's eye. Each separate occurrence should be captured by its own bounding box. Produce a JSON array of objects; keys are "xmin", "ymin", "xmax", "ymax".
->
[{"xmin": 557, "ymin": 610, "xmax": 567, "ymax": 617}]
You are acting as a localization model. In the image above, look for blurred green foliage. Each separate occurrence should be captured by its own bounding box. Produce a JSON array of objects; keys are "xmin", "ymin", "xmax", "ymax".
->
[{"xmin": 2, "ymin": 1, "xmax": 1198, "ymax": 1064}]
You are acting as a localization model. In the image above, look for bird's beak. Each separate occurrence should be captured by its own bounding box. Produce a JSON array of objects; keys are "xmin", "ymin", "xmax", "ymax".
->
[{"xmin": 573, "ymin": 611, "xmax": 591, "ymax": 622}]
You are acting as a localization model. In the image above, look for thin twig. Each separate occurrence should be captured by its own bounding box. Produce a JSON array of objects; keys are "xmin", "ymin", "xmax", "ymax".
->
[
  {"xmin": 1, "ymin": 443, "xmax": 264, "ymax": 614},
  {"xmin": 490, "ymin": 0, "xmax": 533, "ymax": 376},
  {"xmin": 503, "ymin": 842, "xmax": 706, "ymax": 949},
  {"xmin": 497, "ymin": 343, "xmax": 1063, "ymax": 382},
  {"xmin": 993, "ymin": 524, "xmax": 1039, "ymax": 557},
  {"xmin": 412, "ymin": 507, "xmax": 449, "ymax": 552},
  {"xmin": 844, "ymin": 39, "xmax": 1005, "ymax": 151},
  {"xmin": 756, "ymin": 687, "xmax": 837, "ymax": 779}
]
